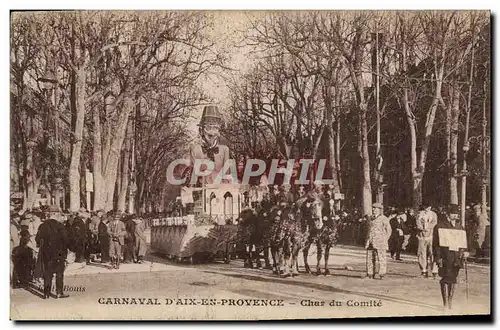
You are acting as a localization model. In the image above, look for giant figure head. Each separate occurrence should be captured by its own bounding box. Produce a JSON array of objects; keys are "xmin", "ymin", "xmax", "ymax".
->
[{"xmin": 198, "ymin": 105, "xmax": 223, "ymax": 147}]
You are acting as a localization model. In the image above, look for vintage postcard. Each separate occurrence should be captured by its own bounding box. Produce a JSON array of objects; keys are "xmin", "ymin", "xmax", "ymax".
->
[{"xmin": 10, "ymin": 10, "xmax": 491, "ymax": 320}]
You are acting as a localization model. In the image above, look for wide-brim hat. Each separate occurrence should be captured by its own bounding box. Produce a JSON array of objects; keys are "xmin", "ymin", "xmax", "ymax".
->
[
  {"xmin": 47, "ymin": 205, "xmax": 61, "ymax": 213},
  {"xmin": 448, "ymin": 204, "xmax": 460, "ymax": 215},
  {"xmin": 198, "ymin": 105, "xmax": 223, "ymax": 127}
]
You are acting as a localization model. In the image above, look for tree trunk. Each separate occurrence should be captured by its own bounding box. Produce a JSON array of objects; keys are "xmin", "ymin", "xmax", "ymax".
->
[
  {"xmin": 24, "ymin": 141, "xmax": 41, "ymax": 209},
  {"xmin": 449, "ymin": 84, "xmax": 460, "ymax": 205},
  {"xmin": 359, "ymin": 102, "xmax": 372, "ymax": 216},
  {"xmin": 327, "ymin": 126, "xmax": 341, "ymax": 194},
  {"xmin": 103, "ymin": 96, "xmax": 135, "ymax": 211},
  {"xmin": 69, "ymin": 67, "xmax": 86, "ymax": 212},
  {"xmin": 335, "ymin": 118, "xmax": 342, "ymax": 190},
  {"xmin": 117, "ymin": 124, "xmax": 131, "ymax": 212},
  {"xmin": 92, "ymin": 104, "xmax": 105, "ymax": 211},
  {"xmin": 419, "ymin": 82, "xmax": 442, "ymax": 175},
  {"xmin": 445, "ymin": 86, "xmax": 452, "ymax": 203},
  {"xmin": 403, "ymin": 83, "xmax": 420, "ymax": 209}
]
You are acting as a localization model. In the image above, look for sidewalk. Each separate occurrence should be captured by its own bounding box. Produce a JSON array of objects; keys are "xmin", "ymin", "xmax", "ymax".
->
[{"xmin": 64, "ymin": 260, "xmax": 177, "ymax": 276}]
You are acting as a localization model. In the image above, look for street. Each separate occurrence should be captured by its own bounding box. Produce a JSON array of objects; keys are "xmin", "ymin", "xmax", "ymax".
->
[{"xmin": 10, "ymin": 245, "xmax": 490, "ymax": 320}]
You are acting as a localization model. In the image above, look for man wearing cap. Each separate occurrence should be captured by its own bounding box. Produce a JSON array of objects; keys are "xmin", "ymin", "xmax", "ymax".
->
[
  {"xmin": 72, "ymin": 209, "xmax": 88, "ymax": 263},
  {"xmin": 269, "ymin": 184, "xmax": 280, "ymax": 205},
  {"xmin": 108, "ymin": 212, "xmax": 127, "ymax": 269},
  {"xmin": 123, "ymin": 215, "xmax": 137, "ymax": 264},
  {"xmin": 85, "ymin": 214, "xmax": 102, "ymax": 264},
  {"xmin": 294, "ymin": 185, "xmax": 308, "ymax": 211},
  {"xmin": 389, "ymin": 207, "xmax": 410, "ymax": 261},
  {"xmin": 416, "ymin": 204, "xmax": 439, "ymax": 278},
  {"xmin": 433, "ymin": 204, "xmax": 469, "ymax": 309},
  {"xmin": 134, "ymin": 216, "xmax": 148, "ymax": 264},
  {"xmin": 98, "ymin": 212, "xmax": 110, "ymax": 263},
  {"xmin": 277, "ymin": 184, "xmax": 294, "ymax": 207},
  {"xmin": 365, "ymin": 203, "xmax": 391, "ymax": 279},
  {"xmin": 35, "ymin": 205, "xmax": 69, "ymax": 299}
]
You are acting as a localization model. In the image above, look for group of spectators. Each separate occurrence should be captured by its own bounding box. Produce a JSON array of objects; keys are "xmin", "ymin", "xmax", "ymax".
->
[
  {"xmin": 364, "ymin": 202, "xmax": 478, "ymax": 309},
  {"xmin": 10, "ymin": 205, "xmax": 149, "ymax": 298},
  {"xmin": 334, "ymin": 203, "xmax": 490, "ymax": 261}
]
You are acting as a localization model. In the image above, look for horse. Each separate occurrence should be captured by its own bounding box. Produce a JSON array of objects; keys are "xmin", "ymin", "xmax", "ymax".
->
[
  {"xmin": 317, "ymin": 196, "xmax": 340, "ymax": 275},
  {"xmin": 237, "ymin": 208, "xmax": 259, "ymax": 268},
  {"xmin": 300, "ymin": 196, "xmax": 325, "ymax": 275},
  {"xmin": 267, "ymin": 203, "xmax": 297, "ymax": 277},
  {"xmin": 237, "ymin": 206, "xmax": 271, "ymax": 269}
]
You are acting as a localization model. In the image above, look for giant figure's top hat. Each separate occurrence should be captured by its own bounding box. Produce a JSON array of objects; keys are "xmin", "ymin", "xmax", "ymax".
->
[{"xmin": 199, "ymin": 105, "xmax": 223, "ymax": 126}]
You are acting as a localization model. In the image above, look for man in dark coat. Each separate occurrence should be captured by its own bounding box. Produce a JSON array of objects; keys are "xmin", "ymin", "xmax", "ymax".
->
[
  {"xmin": 433, "ymin": 204, "xmax": 468, "ymax": 309},
  {"xmin": 35, "ymin": 205, "xmax": 69, "ymax": 299},
  {"xmin": 85, "ymin": 215, "xmax": 101, "ymax": 264},
  {"xmin": 12, "ymin": 229, "xmax": 34, "ymax": 288},
  {"xmin": 389, "ymin": 208, "xmax": 410, "ymax": 261},
  {"xmin": 72, "ymin": 210, "xmax": 88, "ymax": 263},
  {"xmin": 98, "ymin": 212, "xmax": 110, "ymax": 263},
  {"xmin": 277, "ymin": 184, "xmax": 294, "ymax": 207},
  {"xmin": 123, "ymin": 215, "xmax": 137, "ymax": 263}
]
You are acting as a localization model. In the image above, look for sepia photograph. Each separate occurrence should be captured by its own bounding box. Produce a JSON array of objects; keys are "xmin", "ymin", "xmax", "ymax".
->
[{"xmin": 9, "ymin": 9, "xmax": 491, "ymax": 320}]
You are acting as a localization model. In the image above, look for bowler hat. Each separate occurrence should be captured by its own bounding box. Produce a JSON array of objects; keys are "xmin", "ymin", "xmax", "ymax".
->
[
  {"xmin": 199, "ymin": 105, "xmax": 223, "ymax": 127},
  {"xmin": 47, "ymin": 205, "xmax": 61, "ymax": 213},
  {"xmin": 372, "ymin": 203, "xmax": 383, "ymax": 210},
  {"xmin": 448, "ymin": 204, "xmax": 460, "ymax": 214}
]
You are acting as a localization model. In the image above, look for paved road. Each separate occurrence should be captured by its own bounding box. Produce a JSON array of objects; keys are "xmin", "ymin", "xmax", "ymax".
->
[{"xmin": 10, "ymin": 246, "xmax": 490, "ymax": 320}]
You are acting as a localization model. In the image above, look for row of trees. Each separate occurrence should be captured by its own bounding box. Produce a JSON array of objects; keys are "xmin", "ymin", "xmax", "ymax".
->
[
  {"xmin": 11, "ymin": 11, "xmax": 226, "ymax": 212},
  {"xmin": 10, "ymin": 11, "xmax": 491, "ymax": 216},
  {"xmin": 223, "ymin": 11, "xmax": 490, "ymax": 215}
]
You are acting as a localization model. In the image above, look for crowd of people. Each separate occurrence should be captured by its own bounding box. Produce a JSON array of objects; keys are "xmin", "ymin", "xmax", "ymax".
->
[
  {"xmin": 235, "ymin": 182, "xmax": 490, "ymax": 310},
  {"xmin": 10, "ymin": 183, "xmax": 489, "ymax": 308},
  {"xmin": 10, "ymin": 205, "xmax": 149, "ymax": 298}
]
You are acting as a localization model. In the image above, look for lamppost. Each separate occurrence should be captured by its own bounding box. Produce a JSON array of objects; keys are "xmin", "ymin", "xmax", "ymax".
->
[{"xmin": 39, "ymin": 60, "xmax": 62, "ymax": 207}]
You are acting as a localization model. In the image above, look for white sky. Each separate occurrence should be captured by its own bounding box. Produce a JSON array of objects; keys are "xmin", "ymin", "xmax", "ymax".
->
[{"xmin": 187, "ymin": 11, "xmax": 263, "ymax": 137}]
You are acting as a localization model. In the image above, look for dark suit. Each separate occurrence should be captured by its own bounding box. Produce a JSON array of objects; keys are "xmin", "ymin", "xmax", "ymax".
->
[
  {"xmin": 98, "ymin": 222, "xmax": 110, "ymax": 263},
  {"xmin": 389, "ymin": 216, "xmax": 409, "ymax": 260},
  {"xmin": 72, "ymin": 217, "xmax": 87, "ymax": 262},
  {"xmin": 433, "ymin": 220, "xmax": 465, "ymax": 284},
  {"xmin": 35, "ymin": 218, "xmax": 68, "ymax": 296},
  {"xmin": 123, "ymin": 219, "xmax": 136, "ymax": 263}
]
